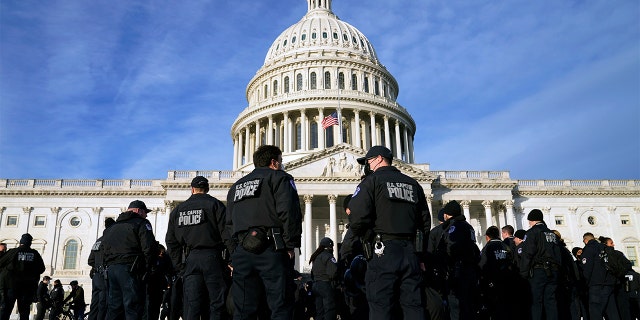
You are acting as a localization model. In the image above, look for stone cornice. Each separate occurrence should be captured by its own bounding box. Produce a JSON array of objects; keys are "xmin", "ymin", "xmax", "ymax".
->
[
  {"xmin": 514, "ymin": 188, "xmax": 640, "ymax": 197},
  {"xmin": 434, "ymin": 181, "xmax": 518, "ymax": 190},
  {"xmin": 0, "ymin": 190, "xmax": 166, "ymax": 197}
]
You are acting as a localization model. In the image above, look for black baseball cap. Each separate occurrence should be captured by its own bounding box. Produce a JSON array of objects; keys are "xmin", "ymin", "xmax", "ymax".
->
[
  {"xmin": 128, "ymin": 200, "xmax": 151, "ymax": 213},
  {"xmin": 357, "ymin": 146, "xmax": 393, "ymax": 164},
  {"xmin": 191, "ymin": 176, "xmax": 209, "ymax": 188}
]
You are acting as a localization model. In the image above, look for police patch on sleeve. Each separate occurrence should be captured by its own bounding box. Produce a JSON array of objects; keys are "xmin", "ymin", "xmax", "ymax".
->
[
  {"xmin": 582, "ymin": 258, "xmax": 586, "ymax": 264},
  {"xmin": 145, "ymin": 223, "xmax": 153, "ymax": 231},
  {"xmin": 233, "ymin": 179, "xmax": 262, "ymax": 202},
  {"xmin": 290, "ymin": 179, "xmax": 297, "ymax": 191},
  {"xmin": 385, "ymin": 182, "xmax": 417, "ymax": 203},
  {"xmin": 331, "ymin": 257, "xmax": 337, "ymax": 264},
  {"xmin": 352, "ymin": 186, "xmax": 360, "ymax": 198},
  {"xmin": 178, "ymin": 209, "xmax": 205, "ymax": 227},
  {"xmin": 448, "ymin": 225, "xmax": 456, "ymax": 234}
]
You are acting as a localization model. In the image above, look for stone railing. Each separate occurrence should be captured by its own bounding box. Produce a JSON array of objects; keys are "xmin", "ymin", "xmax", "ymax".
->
[
  {"xmin": 166, "ymin": 170, "xmax": 249, "ymax": 181},
  {"xmin": 516, "ymin": 180, "xmax": 640, "ymax": 188},
  {"xmin": 0, "ymin": 179, "xmax": 163, "ymax": 189},
  {"xmin": 433, "ymin": 171, "xmax": 511, "ymax": 180}
]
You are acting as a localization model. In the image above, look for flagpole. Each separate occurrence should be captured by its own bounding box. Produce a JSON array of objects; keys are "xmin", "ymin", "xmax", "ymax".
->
[{"xmin": 337, "ymin": 87, "xmax": 343, "ymax": 144}]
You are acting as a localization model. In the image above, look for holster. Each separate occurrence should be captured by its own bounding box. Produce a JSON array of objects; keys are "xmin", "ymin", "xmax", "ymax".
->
[
  {"xmin": 270, "ymin": 228, "xmax": 286, "ymax": 251},
  {"xmin": 361, "ymin": 230, "xmax": 375, "ymax": 261}
]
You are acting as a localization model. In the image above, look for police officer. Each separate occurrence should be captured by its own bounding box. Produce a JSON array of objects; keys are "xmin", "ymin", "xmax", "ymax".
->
[
  {"xmin": 479, "ymin": 226, "xmax": 514, "ymax": 320},
  {"xmin": 49, "ymin": 279, "xmax": 65, "ymax": 320},
  {"xmin": 310, "ymin": 237, "xmax": 338, "ymax": 320},
  {"xmin": 165, "ymin": 175, "xmax": 232, "ymax": 319},
  {"xmin": 0, "ymin": 233, "xmax": 46, "ymax": 320},
  {"xmin": 348, "ymin": 145, "xmax": 430, "ymax": 320},
  {"xmin": 423, "ymin": 208, "xmax": 447, "ymax": 320},
  {"xmin": 88, "ymin": 217, "xmax": 116, "ymax": 320},
  {"xmin": 102, "ymin": 200, "xmax": 157, "ymax": 320},
  {"xmin": 519, "ymin": 209, "xmax": 562, "ymax": 320},
  {"xmin": 440, "ymin": 200, "xmax": 480, "ymax": 320},
  {"xmin": 63, "ymin": 280, "xmax": 86, "ymax": 320},
  {"xmin": 581, "ymin": 232, "xmax": 619, "ymax": 319},
  {"xmin": 34, "ymin": 276, "xmax": 51, "ymax": 320},
  {"xmin": 226, "ymin": 145, "xmax": 302, "ymax": 320}
]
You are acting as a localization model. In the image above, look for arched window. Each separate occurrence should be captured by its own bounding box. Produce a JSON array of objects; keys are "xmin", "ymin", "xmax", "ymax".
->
[
  {"xmin": 296, "ymin": 74, "xmax": 303, "ymax": 91},
  {"xmin": 295, "ymin": 122, "xmax": 302, "ymax": 150},
  {"xmin": 338, "ymin": 72, "xmax": 345, "ymax": 90},
  {"xmin": 324, "ymin": 72, "xmax": 331, "ymax": 89},
  {"xmin": 364, "ymin": 77, "xmax": 369, "ymax": 93},
  {"xmin": 284, "ymin": 76, "xmax": 290, "ymax": 94},
  {"xmin": 374, "ymin": 79, "xmax": 380, "ymax": 96},
  {"xmin": 310, "ymin": 122, "xmax": 318, "ymax": 149},
  {"xmin": 273, "ymin": 80, "xmax": 278, "ymax": 96},
  {"xmin": 351, "ymin": 74, "xmax": 358, "ymax": 90},
  {"xmin": 310, "ymin": 72, "xmax": 317, "ymax": 90},
  {"xmin": 64, "ymin": 239, "xmax": 78, "ymax": 269},
  {"xmin": 264, "ymin": 85, "xmax": 268, "ymax": 98}
]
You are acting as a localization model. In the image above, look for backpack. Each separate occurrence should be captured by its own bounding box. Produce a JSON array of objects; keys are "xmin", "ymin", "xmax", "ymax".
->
[{"xmin": 599, "ymin": 245, "xmax": 631, "ymax": 278}]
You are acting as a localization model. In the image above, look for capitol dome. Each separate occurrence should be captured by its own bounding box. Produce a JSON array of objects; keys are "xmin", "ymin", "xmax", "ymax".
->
[{"xmin": 231, "ymin": 0, "xmax": 417, "ymax": 170}]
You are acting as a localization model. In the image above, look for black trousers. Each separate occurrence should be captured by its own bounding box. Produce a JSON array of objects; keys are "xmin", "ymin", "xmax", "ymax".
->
[
  {"xmin": 231, "ymin": 245, "xmax": 292, "ymax": 320},
  {"xmin": 182, "ymin": 249, "xmax": 227, "ymax": 320},
  {"xmin": 0, "ymin": 287, "xmax": 35, "ymax": 320},
  {"xmin": 89, "ymin": 270, "xmax": 108, "ymax": 320},
  {"xmin": 106, "ymin": 263, "xmax": 145, "ymax": 320},
  {"xmin": 528, "ymin": 268, "xmax": 558, "ymax": 320},
  {"xmin": 314, "ymin": 281, "xmax": 336, "ymax": 320},
  {"xmin": 365, "ymin": 240, "xmax": 424, "ymax": 320}
]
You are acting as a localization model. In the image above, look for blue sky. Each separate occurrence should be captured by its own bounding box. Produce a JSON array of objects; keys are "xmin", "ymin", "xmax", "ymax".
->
[{"xmin": 1, "ymin": 0, "xmax": 638, "ymax": 180}]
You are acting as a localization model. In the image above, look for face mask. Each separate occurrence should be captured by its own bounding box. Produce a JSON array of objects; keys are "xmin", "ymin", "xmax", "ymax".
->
[{"xmin": 363, "ymin": 162, "xmax": 373, "ymax": 176}]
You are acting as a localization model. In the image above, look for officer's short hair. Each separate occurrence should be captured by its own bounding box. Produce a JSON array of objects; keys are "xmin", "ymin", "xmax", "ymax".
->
[
  {"xmin": 485, "ymin": 226, "xmax": 500, "ymax": 240},
  {"xmin": 583, "ymin": 232, "xmax": 595, "ymax": 241},
  {"xmin": 253, "ymin": 145, "xmax": 282, "ymax": 167},
  {"xmin": 501, "ymin": 225, "xmax": 514, "ymax": 236}
]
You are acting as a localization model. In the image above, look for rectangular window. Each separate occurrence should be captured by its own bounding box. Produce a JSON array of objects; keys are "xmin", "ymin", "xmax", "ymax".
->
[
  {"xmin": 6, "ymin": 216, "xmax": 17, "ymax": 226},
  {"xmin": 626, "ymin": 246, "xmax": 638, "ymax": 266},
  {"xmin": 554, "ymin": 215, "xmax": 565, "ymax": 226},
  {"xmin": 34, "ymin": 216, "xmax": 46, "ymax": 227},
  {"xmin": 621, "ymin": 215, "xmax": 631, "ymax": 225}
]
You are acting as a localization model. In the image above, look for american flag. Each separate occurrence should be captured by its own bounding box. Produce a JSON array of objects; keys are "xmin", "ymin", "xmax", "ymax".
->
[{"xmin": 322, "ymin": 112, "xmax": 339, "ymax": 129}]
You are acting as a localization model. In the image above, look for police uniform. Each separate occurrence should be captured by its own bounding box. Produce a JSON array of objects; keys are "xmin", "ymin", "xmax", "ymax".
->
[
  {"xmin": 0, "ymin": 233, "xmax": 45, "ymax": 320},
  {"xmin": 226, "ymin": 148, "xmax": 302, "ymax": 320},
  {"xmin": 440, "ymin": 201, "xmax": 480, "ymax": 320},
  {"xmin": 88, "ymin": 218, "xmax": 115, "ymax": 320},
  {"xmin": 312, "ymin": 238, "xmax": 338, "ymax": 320},
  {"xmin": 479, "ymin": 238, "xmax": 514, "ymax": 320},
  {"xmin": 348, "ymin": 146, "xmax": 430, "ymax": 320},
  {"xmin": 102, "ymin": 200, "xmax": 157, "ymax": 320},
  {"xmin": 519, "ymin": 209, "xmax": 563, "ymax": 320},
  {"xmin": 581, "ymin": 238, "xmax": 619, "ymax": 320},
  {"xmin": 165, "ymin": 176, "xmax": 231, "ymax": 319}
]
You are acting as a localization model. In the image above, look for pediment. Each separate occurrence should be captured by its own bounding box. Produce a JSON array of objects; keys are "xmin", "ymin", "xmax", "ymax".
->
[{"xmin": 285, "ymin": 144, "xmax": 437, "ymax": 182}]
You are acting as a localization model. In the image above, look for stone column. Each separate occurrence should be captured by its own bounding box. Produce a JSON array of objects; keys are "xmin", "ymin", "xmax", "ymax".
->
[
  {"xmin": 238, "ymin": 129, "xmax": 245, "ymax": 167},
  {"xmin": 233, "ymin": 136, "xmax": 238, "ymax": 170},
  {"xmin": 394, "ymin": 120, "xmax": 402, "ymax": 159},
  {"xmin": 427, "ymin": 194, "xmax": 436, "ymax": 227},
  {"xmin": 369, "ymin": 112, "xmax": 377, "ymax": 148},
  {"xmin": 319, "ymin": 108, "xmax": 325, "ymax": 149},
  {"xmin": 408, "ymin": 130, "xmax": 415, "ymax": 163},
  {"xmin": 403, "ymin": 127, "xmax": 410, "ymax": 162},
  {"xmin": 354, "ymin": 109, "xmax": 361, "ymax": 148},
  {"xmin": 328, "ymin": 194, "xmax": 338, "ymax": 260},
  {"xmin": 255, "ymin": 120, "xmax": 261, "ymax": 149},
  {"xmin": 244, "ymin": 127, "xmax": 250, "ymax": 165},
  {"xmin": 383, "ymin": 116, "xmax": 391, "ymax": 150},
  {"xmin": 283, "ymin": 111, "xmax": 289, "ymax": 153},
  {"xmin": 301, "ymin": 109, "xmax": 307, "ymax": 151},
  {"xmin": 504, "ymin": 200, "xmax": 515, "ymax": 227},
  {"xmin": 268, "ymin": 116, "xmax": 274, "ymax": 145},
  {"xmin": 460, "ymin": 200, "xmax": 471, "ymax": 222},
  {"xmin": 315, "ymin": 226, "xmax": 320, "ymax": 254},
  {"xmin": 482, "ymin": 200, "xmax": 493, "ymax": 229},
  {"xmin": 542, "ymin": 206, "xmax": 552, "ymax": 228},
  {"xmin": 304, "ymin": 195, "xmax": 313, "ymax": 265}
]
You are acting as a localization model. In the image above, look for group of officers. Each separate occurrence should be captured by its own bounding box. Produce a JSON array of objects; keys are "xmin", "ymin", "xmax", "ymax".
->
[{"xmin": 2, "ymin": 144, "xmax": 638, "ymax": 320}]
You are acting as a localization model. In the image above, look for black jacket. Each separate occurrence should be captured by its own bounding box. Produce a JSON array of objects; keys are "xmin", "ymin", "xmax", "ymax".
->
[
  {"xmin": 226, "ymin": 167, "xmax": 302, "ymax": 249},
  {"xmin": 519, "ymin": 222, "xmax": 562, "ymax": 278},
  {"xmin": 479, "ymin": 239, "xmax": 514, "ymax": 285},
  {"xmin": 36, "ymin": 281, "xmax": 50, "ymax": 304},
  {"xmin": 102, "ymin": 211, "xmax": 157, "ymax": 270},
  {"xmin": 0, "ymin": 245, "xmax": 45, "ymax": 290},
  {"xmin": 348, "ymin": 166, "xmax": 430, "ymax": 239},
  {"xmin": 581, "ymin": 239, "xmax": 617, "ymax": 286},
  {"xmin": 441, "ymin": 215, "xmax": 480, "ymax": 267},
  {"xmin": 166, "ymin": 193, "xmax": 232, "ymax": 269},
  {"xmin": 312, "ymin": 249, "xmax": 338, "ymax": 282}
]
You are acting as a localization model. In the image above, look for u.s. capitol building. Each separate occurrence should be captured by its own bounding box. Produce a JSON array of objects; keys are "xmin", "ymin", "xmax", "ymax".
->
[{"xmin": 1, "ymin": 0, "xmax": 638, "ymax": 295}]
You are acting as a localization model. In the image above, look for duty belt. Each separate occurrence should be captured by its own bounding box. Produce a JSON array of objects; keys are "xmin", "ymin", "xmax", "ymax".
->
[{"xmin": 379, "ymin": 233, "xmax": 413, "ymax": 241}]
